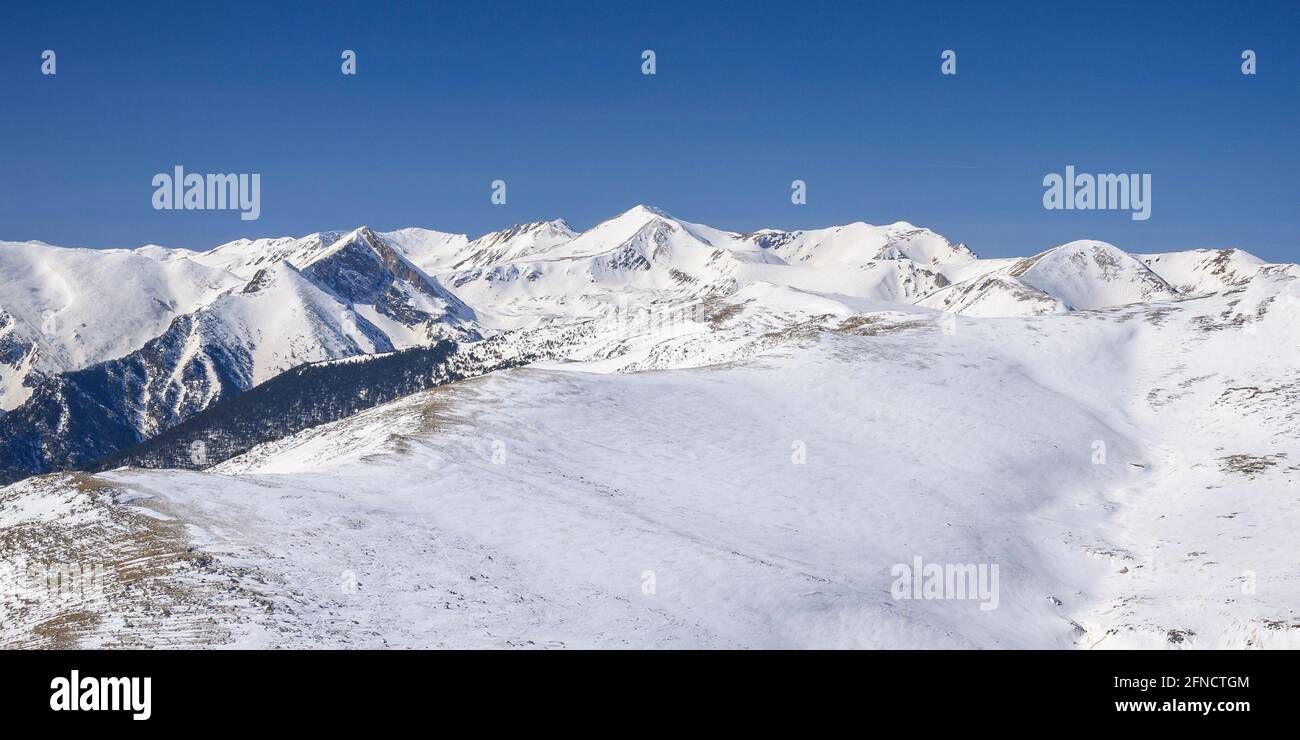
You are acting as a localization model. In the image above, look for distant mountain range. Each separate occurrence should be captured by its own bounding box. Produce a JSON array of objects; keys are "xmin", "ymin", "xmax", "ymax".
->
[
  {"xmin": 2, "ymin": 206, "xmax": 1296, "ymax": 486},
  {"xmin": 2, "ymin": 205, "xmax": 1298, "ymax": 648}
]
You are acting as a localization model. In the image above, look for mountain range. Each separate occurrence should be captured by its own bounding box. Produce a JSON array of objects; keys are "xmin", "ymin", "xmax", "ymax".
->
[{"xmin": 1, "ymin": 206, "xmax": 1297, "ymax": 648}]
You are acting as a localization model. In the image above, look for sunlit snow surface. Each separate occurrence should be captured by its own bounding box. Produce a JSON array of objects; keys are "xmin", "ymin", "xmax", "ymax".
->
[{"xmin": 2, "ymin": 271, "xmax": 1296, "ymax": 648}]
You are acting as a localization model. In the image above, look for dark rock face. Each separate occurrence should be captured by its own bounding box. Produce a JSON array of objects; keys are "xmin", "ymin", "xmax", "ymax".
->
[
  {"xmin": 0, "ymin": 313, "xmax": 252, "ymax": 484},
  {"xmin": 302, "ymin": 228, "xmax": 480, "ymax": 340},
  {"xmin": 0, "ymin": 230, "xmax": 487, "ymax": 486},
  {"xmin": 87, "ymin": 337, "xmax": 537, "ymax": 475},
  {"xmin": 0, "ymin": 311, "xmax": 33, "ymax": 366}
]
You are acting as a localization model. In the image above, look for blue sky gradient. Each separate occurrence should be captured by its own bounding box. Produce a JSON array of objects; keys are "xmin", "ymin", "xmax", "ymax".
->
[{"xmin": 1, "ymin": 0, "xmax": 1296, "ymax": 261}]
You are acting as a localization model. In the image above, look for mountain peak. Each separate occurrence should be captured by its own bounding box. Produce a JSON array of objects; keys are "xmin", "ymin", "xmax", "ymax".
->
[
  {"xmin": 628, "ymin": 203, "xmax": 667, "ymax": 214},
  {"xmin": 342, "ymin": 225, "xmax": 381, "ymax": 244},
  {"xmin": 617, "ymin": 204, "xmax": 674, "ymax": 222},
  {"xmin": 308, "ymin": 226, "xmax": 392, "ymax": 267},
  {"xmin": 583, "ymin": 204, "xmax": 680, "ymax": 237},
  {"xmin": 1010, "ymin": 239, "xmax": 1176, "ymax": 310}
]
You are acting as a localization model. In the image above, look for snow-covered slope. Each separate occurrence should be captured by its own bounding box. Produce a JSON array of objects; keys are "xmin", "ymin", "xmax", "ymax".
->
[
  {"xmin": 0, "ymin": 241, "xmax": 241, "ymax": 409},
  {"xmin": 179, "ymin": 259, "xmax": 396, "ymax": 390},
  {"xmin": 3, "ymin": 207, "xmax": 1242, "ymax": 416},
  {"xmin": 450, "ymin": 220, "xmax": 578, "ymax": 270},
  {"xmin": 4, "ymin": 273, "xmax": 1296, "ymax": 649},
  {"xmin": 922, "ymin": 240, "xmax": 1178, "ymax": 316},
  {"xmin": 3, "ymin": 207, "xmax": 1290, "ymax": 484},
  {"xmin": 1138, "ymin": 247, "xmax": 1300, "ymax": 296},
  {"xmin": 1011, "ymin": 240, "xmax": 1177, "ymax": 310},
  {"xmin": 0, "ymin": 228, "xmax": 483, "ymax": 483},
  {"xmin": 0, "ymin": 260, "xmax": 399, "ymax": 480},
  {"xmin": 429, "ymin": 207, "xmax": 992, "ymax": 333},
  {"xmin": 188, "ymin": 231, "xmax": 348, "ymax": 279},
  {"xmin": 916, "ymin": 273, "xmax": 1067, "ymax": 317},
  {"xmin": 2, "ymin": 206, "xmax": 1298, "ymax": 648},
  {"xmin": 742, "ymin": 220, "xmax": 975, "ymax": 271}
]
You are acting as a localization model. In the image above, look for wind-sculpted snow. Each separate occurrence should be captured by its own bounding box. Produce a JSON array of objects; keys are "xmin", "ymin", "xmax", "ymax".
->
[
  {"xmin": 3, "ymin": 280, "xmax": 1297, "ymax": 648},
  {"xmin": 1, "ymin": 206, "xmax": 1299, "ymax": 648}
]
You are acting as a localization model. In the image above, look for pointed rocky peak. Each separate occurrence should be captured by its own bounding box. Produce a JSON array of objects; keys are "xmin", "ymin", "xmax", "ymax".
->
[
  {"xmin": 294, "ymin": 227, "xmax": 474, "ymax": 330},
  {"xmin": 532, "ymin": 205, "xmax": 690, "ymax": 263},
  {"xmin": 314, "ymin": 226, "xmax": 383, "ymax": 259},
  {"xmin": 609, "ymin": 218, "xmax": 679, "ymax": 263},
  {"xmin": 305, "ymin": 226, "xmax": 431, "ymax": 280}
]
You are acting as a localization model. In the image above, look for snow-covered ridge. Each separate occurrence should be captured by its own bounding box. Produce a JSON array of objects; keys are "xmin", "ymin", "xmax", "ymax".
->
[
  {"xmin": 2, "ymin": 206, "xmax": 1299, "ymax": 649},
  {"xmin": 2, "ymin": 207, "xmax": 1294, "ymax": 413},
  {"xmin": 5, "ymin": 275, "xmax": 1297, "ymax": 648}
]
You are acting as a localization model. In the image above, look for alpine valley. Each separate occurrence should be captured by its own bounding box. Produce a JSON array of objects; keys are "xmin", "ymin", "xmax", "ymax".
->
[{"xmin": 1, "ymin": 206, "xmax": 1297, "ymax": 649}]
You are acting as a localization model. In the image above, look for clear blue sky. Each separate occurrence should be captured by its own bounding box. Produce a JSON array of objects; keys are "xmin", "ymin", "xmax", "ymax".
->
[{"xmin": 1, "ymin": 0, "xmax": 1296, "ymax": 261}]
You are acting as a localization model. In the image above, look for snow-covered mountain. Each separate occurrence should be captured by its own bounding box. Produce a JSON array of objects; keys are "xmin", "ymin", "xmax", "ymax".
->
[
  {"xmin": 1009, "ymin": 240, "xmax": 1178, "ymax": 310},
  {"xmin": 8, "ymin": 206, "xmax": 1287, "ymax": 414},
  {"xmin": 7, "ymin": 207, "xmax": 1296, "ymax": 478},
  {"xmin": 918, "ymin": 240, "xmax": 1177, "ymax": 316},
  {"xmin": 438, "ymin": 206, "xmax": 986, "ymax": 332},
  {"xmin": 1139, "ymin": 247, "xmax": 1300, "ymax": 295},
  {"xmin": 5, "ymin": 206, "xmax": 1294, "ymax": 481},
  {"xmin": 0, "ymin": 241, "xmax": 240, "ymax": 409},
  {"xmin": 0, "ymin": 227, "xmax": 480, "ymax": 482},
  {"xmin": 3, "ymin": 271, "xmax": 1296, "ymax": 648},
  {"xmin": 2, "ymin": 206, "xmax": 1297, "ymax": 649}
]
